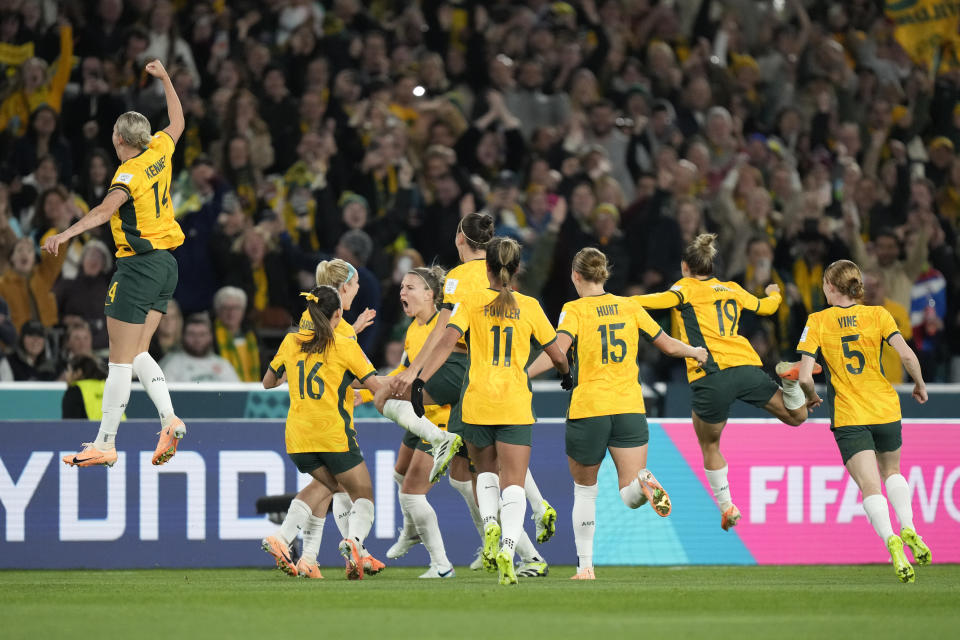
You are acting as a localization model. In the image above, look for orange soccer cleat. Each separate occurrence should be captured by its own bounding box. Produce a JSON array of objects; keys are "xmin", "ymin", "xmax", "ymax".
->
[
  {"xmin": 721, "ymin": 504, "xmax": 742, "ymax": 531},
  {"xmin": 638, "ymin": 470, "xmax": 672, "ymax": 517},
  {"xmin": 339, "ymin": 539, "xmax": 363, "ymax": 580},
  {"xmin": 362, "ymin": 554, "xmax": 385, "ymax": 576},
  {"xmin": 62, "ymin": 444, "xmax": 118, "ymax": 468},
  {"xmin": 261, "ymin": 536, "xmax": 297, "ymax": 576},
  {"xmin": 295, "ymin": 558, "xmax": 324, "ymax": 579},
  {"xmin": 776, "ymin": 361, "xmax": 823, "ymax": 381},
  {"xmin": 152, "ymin": 418, "xmax": 186, "ymax": 465}
]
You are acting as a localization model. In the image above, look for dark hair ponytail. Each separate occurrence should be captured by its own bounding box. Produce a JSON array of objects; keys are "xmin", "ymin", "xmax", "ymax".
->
[
  {"xmin": 300, "ymin": 285, "xmax": 342, "ymax": 354},
  {"xmin": 458, "ymin": 212, "xmax": 495, "ymax": 251},
  {"xmin": 485, "ymin": 237, "xmax": 521, "ymax": 316}
]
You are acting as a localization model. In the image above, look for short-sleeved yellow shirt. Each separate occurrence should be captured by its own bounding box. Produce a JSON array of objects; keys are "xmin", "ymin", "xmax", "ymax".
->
[
  {"xmin": 269, "ymin": 330, "xmax": 375, "ymax": 453},
  {"xmin": 636, "ymin": 277, "xmax": 780, "ymax": 382},
  {"xmin": 558, "ymin": 294, "xmax": 662, "ymax": 419},
  {"xmin": 448, "ymin": 289, "xmax": 557, "ymax": 425},
  {"xmin": 442, "ymin": 259, "xmax": 489, "ymax": 348},
  {"xmin": 108, "ymin": 131, "xmax": 185, "ymax": 258},
  {"xmin": 796, "ymin": 304, "xmax": 902, "ymax": 428}
]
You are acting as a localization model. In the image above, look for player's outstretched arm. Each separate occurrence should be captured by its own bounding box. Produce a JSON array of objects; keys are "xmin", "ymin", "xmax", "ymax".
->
[
  {"xmin": 652, "ymin": 332, "xmax": 707, "ymax": 364},
  {"xmin": 797, "ymin": 354, "xmax": 822, "ymax": 410},
  {"xmin": 391, "ymin": 307, "xmax": 452, "ymax": 394},
  {"xmin": 145, "ymin": 59, "xmax": 185, "ymax": 144},
  {"xmin": 754, "ymin": 283, "xmax": 783, "ymax": 316},
  {"xmin": 416, "ymin": 326, "xmax": 461, "ymax": 384},
  {"xmin": 41, "ymin": 189, "xmax": 128, "ymax": 256},
  {"xmin": 889, "ymin": 333, "xmax": 928, "ymax": 404},
  {"xmin": 263, "ymin": 367, "xmax": 285, "ymax": 389},
  {"xmin": 634, "ymin": 291, "xmax": 681, "ymax": 310},
  {"xmin": 527, "ymin": 333, "xmax": 572, "ymax": 379}
]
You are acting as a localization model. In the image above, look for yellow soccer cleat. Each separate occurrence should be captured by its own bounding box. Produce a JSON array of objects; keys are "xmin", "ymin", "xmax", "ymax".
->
[
  {"xmin": 495, "ymin": 549, "xmax": 518, "ymax": 586},
  {"xmin": 63, "ymin": 444, "xmax": 117, "ymax": 468},
  {"xmin": 887, "ymin": 535, "xmax": 915, "ymax": 583},
  {"xmin": 482, "ymin": 522, "xmax": 501, "ymax": 573},
  {"xmin": 900, "ymin": 528, "xmax": 931, "ymax": 566},
  {"xmin": 535, "ymin": 500, "xmax": 557, "ymax": 544}
]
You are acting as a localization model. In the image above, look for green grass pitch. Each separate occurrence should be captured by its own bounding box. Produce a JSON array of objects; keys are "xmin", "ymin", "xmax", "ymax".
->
[{"xmin": 2, "ymin": 565, "xmax": 958, "ymax": 639}]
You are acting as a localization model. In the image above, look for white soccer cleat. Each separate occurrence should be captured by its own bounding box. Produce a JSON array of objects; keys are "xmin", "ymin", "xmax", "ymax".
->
[
  {"xmin": 386, "ymin": 529, "xmax": 422, "ymax": 559},
  {"xmin": 419, "ymin": 565, "xmax": 456, "ymax": 579},
  {"xmin": 469, "ymin": 547, "xmax": 484, "ymax": 571},
  {"xmin": 428, "ymin": 431, "xmax": 462, "ymax": 483}
]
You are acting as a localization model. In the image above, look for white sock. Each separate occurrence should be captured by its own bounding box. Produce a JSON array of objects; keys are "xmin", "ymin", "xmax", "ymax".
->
[
  {"xmin": 884, "ymin": 474, "xmax": 915, "ymax": 531},
  {"xmin": 705, "ymin": 466, "xmax": 732, "ymax": 509},
  {"xmin": 132, "ymin": 351, "xmax": 176, "ymax": 428},
  {"xmin": 498, "ymin": 484, "xmax": 525, "ymax": 560},
  {"xmin": 862, "ymin": 494, "xmax": 895, "ymax": 541},
  {"xmin": 449, "ymin": 476, "xmax": 484, "ymax": 536},
  {"xmin": 515, "ymin": 531, "xmax": 543, "ymax": 563},
  {"xmin": 348, "ymin": 497, "xmax": 375, "ymax": 548},
  {"xmin": 476, "ymin": 472, "xmax": 501, "ymax": 528},
  {"xmin": 781, "ymin": 379, "xmax": 805, "ymax": 411},
  {"xmin": 382, "ymin": 399, "xmax": 445, "ymax": 445},
  {"xmin": 400, "ymin": 493, "xmax": 451, "ymax": 569},
  {"xmin": 619, "ymin": 478, "xmax": 647, "ymax": 509},
  {"xmin": 573, "ymin": 483, "xmax": 598, "ymax": 570},
  {"xmin": 524, "ymin": 468, "xmax": 546, "ymax": 519},
  {"xmin": 394, "ymin": 471, "xmax": 418, "ymax": 537},
  {"xmin": 94, "ymin": 362, "xmax": 132, "ymax": 450},
  {"xmin": 278, "ymin": 498, "xmax": 312, "ymax": 546},
  {"xmin": 301, "ymin": 514, "xmax": 325, "ymax": 563},
  {"xmin": 332, "ymin": 492, "xmax": 353, "ymax": 539}
]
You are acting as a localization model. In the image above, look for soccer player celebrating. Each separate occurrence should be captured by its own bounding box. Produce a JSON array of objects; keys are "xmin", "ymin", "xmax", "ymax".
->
[
  {"xmin": 528, "ymin": 248, "xmax": 708, "ymax": 580},
  {"xmin": 262, "ymin": 286, "xmax": 382, "ymax": 580},
  {"xmin": 262, "ymin": 259, "xmax": 385, "ymax": 578},
  {"xmin": 793, "ymin": 260, "xmax": 931, "ymax": 583},
  {"xmin": 386, "ymin": 214, "xmax": 554, "ymax": 574},
  {"xmin": 636, "ymin": 234, "xmax": 816, "ymax": 530},
  {"xmin": 412, "ymin": 237, "xmax": 571, "ymax": 585},
  {"xmin": 378, "ymin": 266, "xmax": 457, "ymax": 578},
  {"xmin": 45, "ymin": 60, "xmax": 186, "ymax": 468}
]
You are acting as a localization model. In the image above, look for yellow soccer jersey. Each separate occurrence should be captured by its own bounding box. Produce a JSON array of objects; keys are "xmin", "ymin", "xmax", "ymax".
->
[
  {"xmin": 107, "ymin": 131, "xmax": 185, "ymax": 258},
  {"xmin": 636, "ymin": 277, "xmax": 781, "ymax": 382},
  {"xmin": 269, "ymin": 330, "xmax": 375, "ymax": 453},
  {"xmin": 299, "ymin": 309, "xmax": 357, "ymax": 340},
  {"xmin": 400, "ymin": 312, "xmax": 451, "ymax": 428},
  {"xmin": 796, "ymin": 304, "xmax": 902, "ymax": 428},
  {"xmin": 558, "ymin": 294, "xmax": 662, "ymax": 419},
  {"xmin": 448, "ymin": 289, "xmax": 557, "ymax": 425},
  {"xmin": 442, "ymin": 259, "xmax": 489, "ymax": 348}
]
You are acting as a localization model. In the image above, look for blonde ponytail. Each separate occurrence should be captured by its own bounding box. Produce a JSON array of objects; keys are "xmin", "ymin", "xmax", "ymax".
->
[{"xmin": 683, "ymin": 233, "xmax": 718, "ymax": 277}]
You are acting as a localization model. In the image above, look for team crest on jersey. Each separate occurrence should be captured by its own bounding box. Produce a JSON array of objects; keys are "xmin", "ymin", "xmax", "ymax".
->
[
  {"xmin": 116, "ymin": 173, "xmax": 133, "ymax": 184},
  {"xmin": 444, "ymin": 279, "xmax": 458, "ymax": 294}
]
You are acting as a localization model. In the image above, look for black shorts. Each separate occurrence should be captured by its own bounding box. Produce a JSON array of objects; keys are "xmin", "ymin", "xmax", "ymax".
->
[
  {"xmin": 690, "ymin": 366, "xmax": 780, "ymax": 423},
  {"xmin": 832, "ymin": 421, "xmax": 903, "ymax": 464}
]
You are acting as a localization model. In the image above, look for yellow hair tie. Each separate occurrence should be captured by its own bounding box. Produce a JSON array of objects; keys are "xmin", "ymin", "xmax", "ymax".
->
[{"xmin": 300, "ymin": 292, "xmax": 319, "ymax": 303}]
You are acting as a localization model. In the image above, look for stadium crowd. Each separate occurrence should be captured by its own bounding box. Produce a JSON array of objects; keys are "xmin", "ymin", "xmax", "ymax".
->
[{"xmin": 0, "ymin": 0, "xmax": 958, "ymax": 389}]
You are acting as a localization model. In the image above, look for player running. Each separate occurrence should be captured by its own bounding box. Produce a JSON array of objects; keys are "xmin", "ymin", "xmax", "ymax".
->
[
  {"xmin": 528, "ymin": 248, "xmax": 708, "ymax": 580},
  {"xmin": 412, "ymin": 237, "xmax": 571, "ymax": 585},
  {"xmin": 793, "ymin": 260, "xmax": 931, "ymax": 583},
  {"xmin": 386, "ymin": 214, "xmax": 555, "ymax": 576},
  {"xmin": 262, "ymin": 286, "xmax": 382, "ymax": 580},
  {"xmin": 636, "ymin": 233, "xmax": 816, "ymax": 530},
  {"xmin": 45, "ymin": 60, "xmax": 186, "ymax": 468},
  {"xmin": 263, "ymin": 258, "xmax": 385, "ymax": 578}
]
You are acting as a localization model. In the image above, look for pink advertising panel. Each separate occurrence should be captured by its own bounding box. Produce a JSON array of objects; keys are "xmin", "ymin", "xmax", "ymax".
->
[{"xmin": 660, "ymin": 420, "xmax": 960, "ymax": 564}]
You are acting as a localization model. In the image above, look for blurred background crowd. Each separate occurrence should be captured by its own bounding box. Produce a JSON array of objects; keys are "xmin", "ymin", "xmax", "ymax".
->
[{"xmin": 1, "ymin": 0, "xmax": 959, "ymax": 393}]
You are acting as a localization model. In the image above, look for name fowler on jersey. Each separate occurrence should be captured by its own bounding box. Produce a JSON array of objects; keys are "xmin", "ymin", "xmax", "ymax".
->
[{"xmin": 483, "ymin": 304, "xmax": 521, "ymax": 319}]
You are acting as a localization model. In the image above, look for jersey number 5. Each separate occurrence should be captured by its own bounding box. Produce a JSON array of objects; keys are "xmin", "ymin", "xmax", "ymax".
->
[
  {"xmin": 714, "ymin": 299, "xmax": 739, "ymax": 336},
  {"xmin": 296, "ymin": 361, "xmax": 324, "ymax": 399},
  {"xmin": 490, "ymin": 326, "xmax": 513, "ymax": 366},
  {"xmin": 841, "ymin": 334, "xmax": 865, "ymax": 375},
  {"xmin": 597, "ymin": 323, "xmax": 626, "ymax": 364},
  {"xmin": 151, "ymin": 181, "xmax": 168, "ymax": 218}
]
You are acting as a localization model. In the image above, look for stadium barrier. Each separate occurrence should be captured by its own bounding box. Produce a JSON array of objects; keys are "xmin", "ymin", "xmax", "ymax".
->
[{"xmin": 1, "ymin": 419, "xmax": 957, "ymax": 569}]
